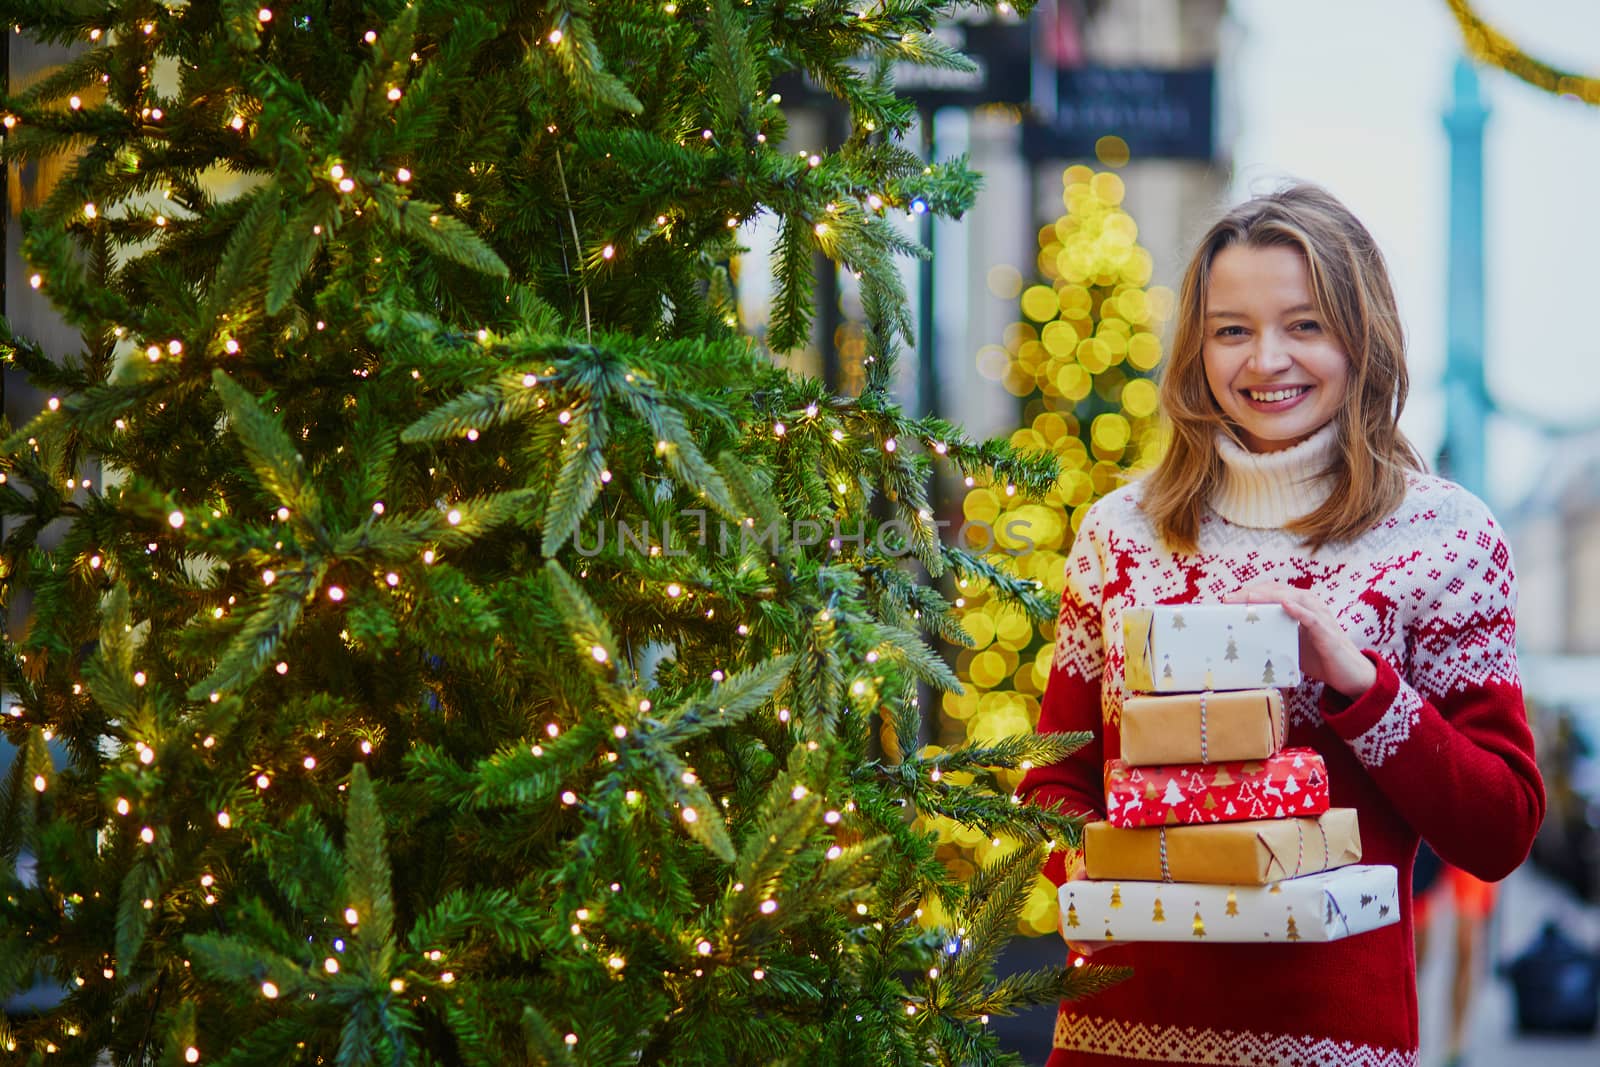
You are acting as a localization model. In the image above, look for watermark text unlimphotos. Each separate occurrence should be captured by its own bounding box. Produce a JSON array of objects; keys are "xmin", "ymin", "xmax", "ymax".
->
[{"xmin": 574, "ymin": 510, "xmax": 1038, "ymax": 558}]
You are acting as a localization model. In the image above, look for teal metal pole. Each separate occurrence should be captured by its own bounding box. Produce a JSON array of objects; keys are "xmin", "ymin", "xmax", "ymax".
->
[{"xmin": 1442, "ymin": 56, "xmax": 1489, "ymax": 497}]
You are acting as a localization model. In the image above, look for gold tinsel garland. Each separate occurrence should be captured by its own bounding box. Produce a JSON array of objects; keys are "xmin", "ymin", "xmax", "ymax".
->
[{"xmin": 1447, "ymin": 0, "xmax": 1600, "ymax": 105}]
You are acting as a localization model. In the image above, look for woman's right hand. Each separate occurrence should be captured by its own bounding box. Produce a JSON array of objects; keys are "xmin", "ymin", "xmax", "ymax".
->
[{"xmin": 1063, "ymin": 851, "xmax": 1101, "ymax": 960}]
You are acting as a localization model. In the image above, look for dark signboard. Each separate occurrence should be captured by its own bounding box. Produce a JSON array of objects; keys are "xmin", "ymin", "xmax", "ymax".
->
[
  {"xmin": 1024, "ymin": 66, "xmax": 1215, "ymax": 161},
  {"xmin": 887, "ymin": 22, "xmax": 1033, "ymax": 111},
  {"xmin": 773, "ymin": 21, "xmax": 1032, "ymax": 112}
]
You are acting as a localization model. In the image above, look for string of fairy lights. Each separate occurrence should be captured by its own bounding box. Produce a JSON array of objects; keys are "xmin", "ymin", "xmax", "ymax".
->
[{"xmin": 918, "ymin": 159, "xmax": 1172, "ymax": 936}]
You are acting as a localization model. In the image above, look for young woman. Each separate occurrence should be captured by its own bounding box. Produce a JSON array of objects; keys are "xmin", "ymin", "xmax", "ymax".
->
[{"xmin": 1018, "ymin": 182, "xmax": 1544, "ymax": 1067}]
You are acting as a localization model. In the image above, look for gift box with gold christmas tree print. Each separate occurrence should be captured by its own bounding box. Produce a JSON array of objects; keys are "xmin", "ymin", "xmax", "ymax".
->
[
  {"xmin": 1057, "ymin": 864, "xmax": 1400, "ymax": 943},
  {"xmin": 1104, "ymin": 748, "xmax": 1331, "ymax": 829},
  {"xmin": 1083, "ymin": 808, "xmax": 1361, "ymax": 884},
  {"xmin": 1123, "ymin": 603, "xmax": 1301, "ymax": 693}
]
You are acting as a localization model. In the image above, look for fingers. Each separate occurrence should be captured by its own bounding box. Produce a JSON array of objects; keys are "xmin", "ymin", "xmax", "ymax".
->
[{"xmin": 1222, "ymin": 582, "xmax": 1297, "ymax": 605}]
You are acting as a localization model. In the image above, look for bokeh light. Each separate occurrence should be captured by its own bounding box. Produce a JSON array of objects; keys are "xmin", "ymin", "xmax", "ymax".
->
[{"xmin": 936, "ymin": 163, "xmax": 1174, "ymax": 935}]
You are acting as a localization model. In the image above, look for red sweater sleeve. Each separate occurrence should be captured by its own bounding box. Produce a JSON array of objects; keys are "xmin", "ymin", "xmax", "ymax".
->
[
  {"xmin": 1018, "ymin": 504, "xmax": 1109, "ymax": 887},
  {"xmin": 1319, "ymin": 518, "xmax": 1545, "ymax": 881}
]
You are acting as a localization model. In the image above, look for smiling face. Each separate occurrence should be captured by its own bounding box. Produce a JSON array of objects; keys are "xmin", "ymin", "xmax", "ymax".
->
[{"xmin": 1201, "ymin": 243, "xmax": 1350, "ymax": 453}]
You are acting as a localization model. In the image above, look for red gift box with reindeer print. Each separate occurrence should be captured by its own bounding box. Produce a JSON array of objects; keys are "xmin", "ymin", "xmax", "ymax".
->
[{"xmin": 1103, "ymin": 748, "xmax": 1330, "ymax": 829}]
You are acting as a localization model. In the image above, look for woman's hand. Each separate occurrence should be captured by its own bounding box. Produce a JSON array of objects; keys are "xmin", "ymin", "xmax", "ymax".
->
[
  {"xmin": 1222, "ymin": 582, "xmax": 1377, "ymax": 701},
  {"xmin": 1062, "ymin": 850, "xmax": 1100, "ymax": 960}
]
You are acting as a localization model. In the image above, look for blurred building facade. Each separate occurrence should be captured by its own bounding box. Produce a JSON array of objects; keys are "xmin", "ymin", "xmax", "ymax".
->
[
  {"xmin": 940, "ymin": 0, "xmax": 1229, "ymax": 442},
  {"xmin": 1506, "ymin": 433, "xmax": 1600, "ymax": 674}
]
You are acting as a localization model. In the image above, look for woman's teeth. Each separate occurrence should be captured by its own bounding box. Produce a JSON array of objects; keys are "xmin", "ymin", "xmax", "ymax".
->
[{"xmin": 1246, "ymin": 387, "xmax": 1309, "ymax": 403}]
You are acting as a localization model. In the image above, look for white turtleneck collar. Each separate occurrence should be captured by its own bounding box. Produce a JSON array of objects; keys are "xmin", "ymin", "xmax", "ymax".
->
[{"xmin": 1210, "ymin": 421, "xmax": 1341, "ymax": 529}]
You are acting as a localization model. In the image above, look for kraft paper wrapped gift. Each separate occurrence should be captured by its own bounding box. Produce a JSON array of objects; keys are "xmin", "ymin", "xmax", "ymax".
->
[
  {"xmin": 1103, "ymin": 747, "xmax": 1331, "ymax": 829},
  {"xmin": 1058, "ymin": 864, "xmax": 1400, "ymax": 944},
  {"xmin": 1083, "ymin": 808, "xmax": 1361, "ymax": 884},
  {"xmin": 1119, "ymin": 688, "xmax": 1285, "ymax": 767},
  {"xmin": 1123, "ymin": 603, "xmax": 1301, "ymax": 693}
]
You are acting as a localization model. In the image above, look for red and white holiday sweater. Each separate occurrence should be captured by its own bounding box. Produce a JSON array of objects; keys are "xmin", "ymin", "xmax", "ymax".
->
[{"xmin": 1018, "ymin": 427, "xmax": 1545, "ymax": 1067}]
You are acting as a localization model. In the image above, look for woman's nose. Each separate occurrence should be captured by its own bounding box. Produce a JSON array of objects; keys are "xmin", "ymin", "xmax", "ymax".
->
[{"xmin": 1247, "ymin": 336, "xmax": 1294, "ymax": 375}]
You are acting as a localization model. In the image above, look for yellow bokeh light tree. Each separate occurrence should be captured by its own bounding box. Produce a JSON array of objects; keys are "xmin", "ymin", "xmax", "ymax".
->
[{"xmin": 929, "ymin": 164, "xmax": 1173, "ymax": 935}]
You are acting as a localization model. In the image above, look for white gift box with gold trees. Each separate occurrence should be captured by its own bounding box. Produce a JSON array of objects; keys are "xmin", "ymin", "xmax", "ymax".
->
[
  {"xmin": 1123, "ymin": 603, "xmax": 1302, "ymax": 693},
  {"xmin": 1058, "ymin": 864, "xmax": 1400, "ymax": 944}
]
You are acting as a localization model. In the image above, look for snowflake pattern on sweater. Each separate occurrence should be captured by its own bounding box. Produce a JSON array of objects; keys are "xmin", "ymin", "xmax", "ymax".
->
[
  {"xmin": 1050, "ymin": 475, "xmax": 1521, "ymax": 743},
  {"xmin": 1021, "ymin": 472, "xmax": 1544, "ymax": 1067}
]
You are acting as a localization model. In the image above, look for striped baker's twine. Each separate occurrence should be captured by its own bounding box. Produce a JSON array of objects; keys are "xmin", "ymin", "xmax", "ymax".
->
[
  {"xmin": 1159, "ymin": 827, "xmax": 1172, "ymax": 883},
  {"xmin": 1199, "ymin": 691, "xmax": 1209, "ymax": 764},
  {"xmin": 1290, "ymin": 819, "xmax": 1333, "ymax": 876}
]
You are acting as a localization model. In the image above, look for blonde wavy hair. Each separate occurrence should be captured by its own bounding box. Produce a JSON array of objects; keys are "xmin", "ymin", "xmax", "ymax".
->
[{"xmin": 1141, "ymin": 183, "xmax": 1426, "ymax": 552}]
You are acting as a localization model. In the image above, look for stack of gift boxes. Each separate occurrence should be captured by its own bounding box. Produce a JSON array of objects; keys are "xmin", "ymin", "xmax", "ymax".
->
[{"xmin": 1059, "ymin": 604, "xmax": 1400, "ymax": 944}]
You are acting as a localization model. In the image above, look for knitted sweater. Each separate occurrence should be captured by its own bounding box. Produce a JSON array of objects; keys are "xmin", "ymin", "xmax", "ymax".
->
[{"xmin": 1018, "ymin": 426, "xmax": 1545, "ymax": 1067}]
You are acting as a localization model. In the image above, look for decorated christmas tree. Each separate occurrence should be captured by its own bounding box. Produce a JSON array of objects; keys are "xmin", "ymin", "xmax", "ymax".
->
[
  {"xmin": 932, "ymin": 162, "xmax": 1170, "ymax": 937},
  {"xmin": 0, "ymin": 1, "xmax": 1125, "ymax": 1063}
]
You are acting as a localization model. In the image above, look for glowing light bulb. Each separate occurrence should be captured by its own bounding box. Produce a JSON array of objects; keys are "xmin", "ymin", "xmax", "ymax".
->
[
  {"xmin": 303, "ymin": 756, "xmax": 316, "ymax": 769},
  {"xmin": 115, "ymin": 797, "xmax": 130, "ymax": 815},
  {"xmin": 216, "ymin": 811, "xmax": 231, "ymax": 828},
  {"xmin": 261, "ymin": 981, "xmax": 278, "ymax": 998},
  {"xmin": 140, "ymin": 826, "xmax": 155, "ymax": 844},
  {"xmin": 386, "ymin": 87, "xmax": 402, "ymax": 101},
  {"xmin": 344, "ymin": 908, "xmax": 359, "ymax": 925},
  {"xmin": 548, "ymin": 29, "xmax": 563, "ymax": 43},
  {"xmin": 168, "ymin": 510, "xmax": 185, "ymax": 529},
  {"xmin": 396, "ymin": 167, "xmax": 411, "ymax": 182},
  {"xmin": 681, "ymin": 806, "xmax": 699, "ymax": 824}
]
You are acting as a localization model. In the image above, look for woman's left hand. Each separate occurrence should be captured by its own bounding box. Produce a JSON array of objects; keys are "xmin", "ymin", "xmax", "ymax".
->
[{"xmin": 1222, "ymin": 583, "xmax": 1377, "ymax": 700}]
